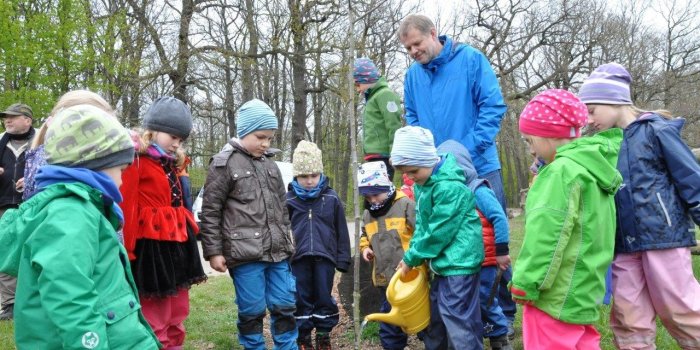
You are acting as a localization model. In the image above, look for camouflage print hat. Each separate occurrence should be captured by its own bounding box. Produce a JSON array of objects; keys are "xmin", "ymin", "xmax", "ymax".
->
[
  {"xmin": 45, "ymin": 104, "xmax": 134, "ymax": 170},
  {"xmin": 293, "ymin": 140, "xmax": 323, "ymax": 177}
]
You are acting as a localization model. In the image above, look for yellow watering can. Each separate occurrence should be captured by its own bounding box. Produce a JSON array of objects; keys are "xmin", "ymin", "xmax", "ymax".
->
[{"xmin": 363, "ymin": 267, "xmax": 430, "ymax": 334}]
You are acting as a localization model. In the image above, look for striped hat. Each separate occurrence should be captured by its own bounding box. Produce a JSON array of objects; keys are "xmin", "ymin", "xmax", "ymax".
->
[
  {"xmin": 390, "ymin": 126, "xmax": 439, "ymax": 168},
  {"xmin": 236, "ymin": 99, "xmax": 278, "ymax": 139},
  {"xmin": 578, "ymin": 63, "xmax": 632, "ymax": 105}
]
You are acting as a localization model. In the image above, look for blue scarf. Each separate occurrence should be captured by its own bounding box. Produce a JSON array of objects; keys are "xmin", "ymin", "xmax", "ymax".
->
[
  {"xmin": 35, "ymin": 165, "xmax": 125, "ymax": 224},
  {"xmin": 292, "ymin": 174, "xmax": 328, "ymax": 201}
]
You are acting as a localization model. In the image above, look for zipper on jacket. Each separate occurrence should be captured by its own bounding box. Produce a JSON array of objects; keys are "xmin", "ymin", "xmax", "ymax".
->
[
  {"xmin": 655, "ymin": 192, "xmax": 673, "ymax": 227},
  {"xmin": 309, "ymin": 208, "xmax": 314, "ymax": 253}
]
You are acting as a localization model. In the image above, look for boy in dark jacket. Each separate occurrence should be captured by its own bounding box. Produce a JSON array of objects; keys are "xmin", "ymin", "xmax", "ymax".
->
[
  {"xmin": 438, "ymin": 140, "xmax": 513, "ymax": 350},
  {"xmin": 286, "ymin": 140, "xmax": 351, "ymax": 350}
]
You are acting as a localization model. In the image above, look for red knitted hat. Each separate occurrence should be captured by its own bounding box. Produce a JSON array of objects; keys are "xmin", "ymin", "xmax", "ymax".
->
[{"xmin": 518, "ymin": 89, "xmax": 588, "ymax": 138}]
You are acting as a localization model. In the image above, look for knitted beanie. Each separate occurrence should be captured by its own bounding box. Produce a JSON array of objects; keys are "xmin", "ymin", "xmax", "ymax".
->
[
  {"xmin": 45, "ymin": 104, "xmax": 134, "ymax": 170},
  {"xmin": 293, "ymin": 140, "xmax": 323, "ymax": 176},
  {"xmin": 358, "ymin": 161, "xmax": 394, "ymax": 196},
  {"xmin": 578, "ymin": 63, "xmax": 632, "ymax": 105},
  {"xmin": 143, "ymin": 96, "xmax": 193, "ymax": 140},
  {"xmin": 390, "ymin": 126, "xmax": 439, "ymax": 167},
  {"xmin": 353, "ymin": 58, "xmax": 380, "ymax": 84},
  {"xmin": 237, "ymin": 99, "xmax": 278, "ymax": 139},
  {"xmin": 519, "ymin": 89, "xmax": 588, "ymax": 139}
]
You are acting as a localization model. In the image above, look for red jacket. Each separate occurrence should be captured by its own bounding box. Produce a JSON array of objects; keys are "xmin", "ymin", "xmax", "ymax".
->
[
  {"xmin": 120, "ymin": 156, "xmax": 198, "ymax": 260},
  {"xmin": 478, "ymin": 210, "xmax": 496, "ymax": 267}
]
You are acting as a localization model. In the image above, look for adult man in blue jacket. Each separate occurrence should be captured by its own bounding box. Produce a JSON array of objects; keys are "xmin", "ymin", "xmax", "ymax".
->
[{"xmin": 398, "ymin": 14, "xmax": 516, "ymax": 340}]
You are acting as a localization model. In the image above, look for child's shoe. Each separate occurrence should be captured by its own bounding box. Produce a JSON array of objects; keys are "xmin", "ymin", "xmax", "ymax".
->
[
  {"xmin": 489, "ymin": 335, "xmax": 513, "ymax": 350},
  {"xmin": 315, "ymin": 332, "xmax": 331, "ymax": 350},
  {"xmin": 297, "ymin": 334, "xmax": 315, "ymax": 350}
]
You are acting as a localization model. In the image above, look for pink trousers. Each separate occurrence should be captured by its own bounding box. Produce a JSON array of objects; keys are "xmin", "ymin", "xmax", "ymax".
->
[
  {"xmin": 611, "ymin": 248, "xmax": 700, "ymax": 350},
  {"xmin": 140, "ymin": 289, "xmax": 190, "ymax": 350},
  {"xmin": 522, "ymin": 304, "xmax": 600, "ymax": 349}
]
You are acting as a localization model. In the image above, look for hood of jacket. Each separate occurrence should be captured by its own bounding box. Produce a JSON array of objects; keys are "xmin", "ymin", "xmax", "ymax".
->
[
  {"xmin": 554, "ymin": 128, "xmax": 623, "ymax": 195},
  {"xmin": 436, "ymin": 140, "xmax": 487, "ymax": 192},
  {"xmin": 426, "ymin": 153, "xmax": 467, "ymax": 186},
  {"xmin": 423, "ymin": 35, "xmax": 464, "ymax": 72},
  {"xmin": 365, "ymin": 76, "xmax": 390, "ymax": 100}
]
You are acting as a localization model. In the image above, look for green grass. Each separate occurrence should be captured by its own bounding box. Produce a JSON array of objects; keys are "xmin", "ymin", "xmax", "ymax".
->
[{"xmin": 0, "ymin": 219, "xmax": 698, "ymax": 350}]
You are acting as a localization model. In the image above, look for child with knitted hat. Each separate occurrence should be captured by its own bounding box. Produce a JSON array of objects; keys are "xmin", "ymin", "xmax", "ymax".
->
[
  {"xmin": 392, "ymin": 126, "xmax": 485, "ymax": 349},
  {"xmin": 511, "ymin": 89, "xmax": 623, "ymax": 348},
  {"xmin": 286, "ymin": 140, "xmax": 350, "ymax": 350},
  {"xmin": 581, "ymin": 63, "xmax": 700, "ymax": 348},
  {"xmin": 200, "ymin": 99, "xmax": 298, "ymax": 349},
  {"xmin": 353, "ymin": 57, "xmax": 403, "ymax": 180},
  {"xmin": 0, "ymin": 104, "xmax": 159, "ymax": 349},
  {"xmin": 358, "ymin": 160, "xmax": 416, "ymax": 350},
  {"xmin": 120, "ymin": 96, "xmax": 206, "ymax": 349}
]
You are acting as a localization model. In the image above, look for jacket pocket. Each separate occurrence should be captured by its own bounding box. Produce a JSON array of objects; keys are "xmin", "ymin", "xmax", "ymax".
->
[
  {"xmin": 226, "ymin": 227, "xmax": 264, "ymax": 261},
  {"xmin": 232, "ymin": 170, "xmax": 258, "ymax": 204},
  {"xmin": 655, "ymin": 192, "xmax": 673, "ymax": 227},
  {"xmin": 101, "ymin": 294, "xmax": 156, "ymax": 349}
]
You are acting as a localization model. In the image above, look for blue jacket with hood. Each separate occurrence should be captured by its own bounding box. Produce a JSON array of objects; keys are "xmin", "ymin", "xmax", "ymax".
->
[
  {"xmin": 286, "ymin": 178, "xmax": 352, "ymax": 272},
  {"xmin": 404, "ymin": 35, "xmax": 507, "ymax": 176},
  {"xmin": 616, "ymin": 113, "xmax": 700, "ymax": 253}
]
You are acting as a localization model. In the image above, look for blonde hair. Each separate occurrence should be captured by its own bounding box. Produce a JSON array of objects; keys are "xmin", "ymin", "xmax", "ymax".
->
[
  {"xmin": 628, "ymin": 105, "xmax": 673, "ymax": 119},
  {"xmin": 34, "ymin": 90, "xmax": 114, "ymax": 149},
  {"xmin": 137, "ymin": 129, "xmax": 186, "ymax": 168}
]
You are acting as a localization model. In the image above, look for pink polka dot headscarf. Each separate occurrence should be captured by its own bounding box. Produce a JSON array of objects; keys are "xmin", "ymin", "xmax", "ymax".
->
[{"xmin": 518, "ymin": 89, "xmax": 588, "ymax": 139}]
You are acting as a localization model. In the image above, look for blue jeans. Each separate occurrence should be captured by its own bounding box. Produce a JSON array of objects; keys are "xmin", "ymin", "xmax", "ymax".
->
[
  {"xmin": 482, "ymin": 170, "xmax": 516, "ymax": 322},
  {"xmin": 377, "ymin": 286, "xmax": 408, "ymax": 350},
  {"xmin": 230, "ymin": 261, "xmax": 298, "ymax": 350},
  {"xmin": 423, "ymin": 274, "xmax": 483, "ymax": 350},
  {"xmin": 479, "ymin": 266, "xmax": 509, "ymax": 338},
  {"xmin": 291, "ymin": 256, "xmax": 339, "ymax": 335}
]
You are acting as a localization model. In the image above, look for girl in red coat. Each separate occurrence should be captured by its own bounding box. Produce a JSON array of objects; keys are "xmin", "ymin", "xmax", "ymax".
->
[{"xmin": 120, "ymin": 96, "xmax": 206, "ymax": 349}]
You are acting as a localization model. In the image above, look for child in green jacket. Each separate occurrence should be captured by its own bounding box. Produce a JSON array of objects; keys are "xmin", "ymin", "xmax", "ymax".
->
[
  {"xmin": 512, "ymin": 89, "xmax": 622, "ymax": 348},
  {"xmin": 392, "ymin": 126, "xmax": 485, "ymax": 350},
  {"xmin": 0, "ymin": 103, "xmax": 159, "ymax": 349}
]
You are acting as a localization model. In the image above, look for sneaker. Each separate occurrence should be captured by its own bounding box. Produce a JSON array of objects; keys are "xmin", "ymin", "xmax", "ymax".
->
[
  {"xmin": 507, "ymin": 320, "xmax": 515, "ymax": 341},
  {"xmin": 315, "ymin": 332, "xmax": 331, "ymax": 350},
  {"xmin": 0, "ymin": 304, "xmax": 13, "ymax": 321},
  {"xmin": 489, "ymin": 335, "xmax": 513, "ymax": 350},
  {"xmin": 297, "ymin": 334, "xmax": 314, "ymax": 350}
]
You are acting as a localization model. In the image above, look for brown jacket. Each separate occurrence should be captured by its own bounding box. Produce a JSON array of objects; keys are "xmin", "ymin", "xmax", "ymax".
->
[{"xmin": 200, "ymin": 140, "xmax": 294, "ymax": 267}]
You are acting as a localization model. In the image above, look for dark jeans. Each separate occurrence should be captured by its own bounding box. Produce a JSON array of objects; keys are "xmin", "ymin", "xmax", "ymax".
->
[
  {"xmin": 291, "ymin": 256, "xmax": 339, "ymax": 335},
  {"xmin": 423, "ymin": 274, "xmax": 483, "ymax": 350}
]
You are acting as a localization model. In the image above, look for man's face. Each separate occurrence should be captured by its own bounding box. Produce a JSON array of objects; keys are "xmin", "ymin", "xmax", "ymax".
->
[
  {"xmin": 2, "ymin": 115, "xmax": 32, "ymax": 135},
  {"xmin": 400, "ymin": 27, "xmax": 440, "ymax": 64}
]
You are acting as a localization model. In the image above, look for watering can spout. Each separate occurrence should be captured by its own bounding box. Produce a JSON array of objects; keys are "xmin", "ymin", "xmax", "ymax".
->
[{"xmin": 364, "ymin": 308, "xmax": 403, "ymax": 327}]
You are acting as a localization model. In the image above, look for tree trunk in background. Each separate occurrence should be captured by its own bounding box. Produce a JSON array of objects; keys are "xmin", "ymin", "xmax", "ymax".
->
[
  {"xmin": 289, "ymin": 0, "xmax": 306, "ymax": 156},
  {"xmin": 241, "ymin": 0, "xmax": 259, "ymax": 103}
]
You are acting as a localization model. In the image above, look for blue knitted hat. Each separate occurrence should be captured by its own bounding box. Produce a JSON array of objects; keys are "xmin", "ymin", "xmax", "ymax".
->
[
  {"xmin": 390, "ymin": 126, "xmax": 439, "ymax": 168},
  {"xmin": 353, "ymin": 58, "xmax": 380, "ymax": 84},
  {"xmin": 236, "ymin": 99, "xmax": 278, "ymax": 138}
]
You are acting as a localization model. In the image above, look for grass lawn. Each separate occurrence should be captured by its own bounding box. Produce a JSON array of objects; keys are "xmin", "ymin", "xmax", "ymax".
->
[{"xmin": 0, "ymin": 218, "xmax": 698, "ymax": 349}]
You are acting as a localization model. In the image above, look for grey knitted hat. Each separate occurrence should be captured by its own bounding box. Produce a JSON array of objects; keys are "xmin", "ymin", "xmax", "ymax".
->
[{"xmin": 143, "ymin": 96, "xmax": 193, "ymax": 140}]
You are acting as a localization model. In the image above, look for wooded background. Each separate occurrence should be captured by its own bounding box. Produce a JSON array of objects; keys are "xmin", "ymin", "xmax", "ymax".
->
[{"xmin": 1, "ymin": 0, "xmax": 699, "ymax": 209}]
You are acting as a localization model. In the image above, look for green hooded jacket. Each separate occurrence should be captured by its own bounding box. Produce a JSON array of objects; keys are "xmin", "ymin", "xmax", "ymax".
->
[
  {"xmin": 0, "ymin": 182, "xmax": 159, "ymax": 349},
  {"xmin": 402, "ymin": 154, "xmax": 484, "ymax": 276},
  {"xmin": 362, "ymin": 77, "xmax": 403, "ymax": 156},
  {"xmin": 511, "ymin": 128, "xmax": 623, "ymax": 324}
]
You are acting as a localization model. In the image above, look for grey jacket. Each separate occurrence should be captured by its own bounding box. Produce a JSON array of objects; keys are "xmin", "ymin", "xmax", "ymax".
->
[{"xmin": 200, "ymin": 140, "xmax": 294, "ymax": 267}]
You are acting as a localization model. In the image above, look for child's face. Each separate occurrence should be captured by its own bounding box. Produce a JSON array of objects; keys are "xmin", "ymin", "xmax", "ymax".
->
[
  {"xmin": 522, "ymin": 134, "xmax": 557, "ymax": 164},
  {"xmin": 153, "ymin": 131, "xmax": 182, "ymax": 154},
  {"xmin": 101, "ymin": 164, "xmax": 129, "ymax": 188},
  {"xmin": 354, "ymin": 81, "xmax": 373, "ymax": 94},
  {"xmin": 240, "ymin": 130, "xmax": 275, "ymax": 157},
  {"xmin": 297, "ymin": 173, "xmax": 321, "ymax": 190},
  {"xmin": 397, "ymin": 165, "xmax": 433, "ymax": 186},
  {"xmin": 586, "ymin": 104, "xmax": 621, "ymax": 131},
  {"xmin": 364, "ymin": 192, "xmax": 389, "ymax": 205}
]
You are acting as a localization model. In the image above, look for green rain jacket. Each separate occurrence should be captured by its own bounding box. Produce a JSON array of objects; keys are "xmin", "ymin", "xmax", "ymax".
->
[
  {"xmin": 362, "ymin": 77, "xmax": 403, "ymax": 156},
  {"xmin": 0, "ymin": 182, "xmax": 159, "ymax": 349},
  {"xmin": 511, "ymin": 128, "xmax": 623, "ymax": 324},
  {"xmin": 402, "ymin": 154, "xmax": 484, "ymax": 276}
]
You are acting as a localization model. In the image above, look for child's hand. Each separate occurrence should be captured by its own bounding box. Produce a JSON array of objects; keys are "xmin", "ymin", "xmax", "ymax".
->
[
  {"xmin": 0, "ymin": 167, "xmax": 4, "ymax": 175},
  {"xmin": 362, "ymin": 248, "xmax": 374, "ymax": 262},
  {"xmin": 15, "ymin": 177, "xmax": 24, "ymax": 192},
  {"xmin": 496, "ymin": 255, "xmax": 511, "ymax": 270},
  {"xmin": 209, "ymin": 255, "xmax": 228, "ymax": 272},
  {"xmin": 396, "ymin": 260, "xmax": 411, "ymax": 278}
]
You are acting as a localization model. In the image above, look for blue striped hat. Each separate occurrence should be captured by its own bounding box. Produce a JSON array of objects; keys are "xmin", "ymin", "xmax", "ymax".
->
[
  {"xmin": 236, "ymin": 99, "xmax": 278, "ymax": 138},
  {"xmin": 578, "ymin": 63, "xmax": 632, "ymax": 105},
  {"xmin": 390, "ymin": 126, "xmax": 439, "ymax": 168}
]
